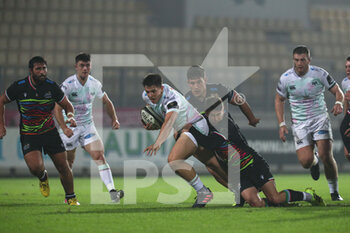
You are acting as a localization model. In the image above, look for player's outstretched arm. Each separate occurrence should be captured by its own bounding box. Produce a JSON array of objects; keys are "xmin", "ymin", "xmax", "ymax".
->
[
  {"xmin": 275, "ymin": 93, "xmax": 288, "ymax": 142},
  {"xmin": 0, "ymin": 94, "xmax": 10, "ymax": 139},
  {"xmin": 144, "ymin": 111, "xmax": 178, "ymax": 156},
  {"xmin": 230, "ymin": 91, "xmax": 260, "ymax": 127},
  {"xmin": 102, "ymin": 93, "xmax": 120, "ymax": 130},
  {"xmin": 329, "ymin": 84, "xmax": 344, "ymax": 116}
]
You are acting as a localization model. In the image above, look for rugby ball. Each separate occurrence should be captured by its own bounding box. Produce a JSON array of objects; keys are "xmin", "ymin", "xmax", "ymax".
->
[{"xmin": 140, "ymin": 106, "xmax": 164, "ymax": 130}]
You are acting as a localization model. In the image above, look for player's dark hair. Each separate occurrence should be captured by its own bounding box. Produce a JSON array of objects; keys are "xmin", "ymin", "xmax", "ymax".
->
[
  {"xmin": 143, "ymin": 73, "xmax": 162, "ymax": 87},
  {"xmin": 28, "ymin": 56, "xmax": 47, "ymax": 69},
  {"xmin": 346, "ymin": 56, "xmax": 350, "ymax": 62},
  {"xmin": 75, "ymin": 53, "xmax": 91, "ymax": 63},
  {"xmin": 187, "ymin": 65, "xmax": 206, "ymax": 80},
  {"xmin": 293, "ymin": 45, "xmax": 311, "ymax": 58}
]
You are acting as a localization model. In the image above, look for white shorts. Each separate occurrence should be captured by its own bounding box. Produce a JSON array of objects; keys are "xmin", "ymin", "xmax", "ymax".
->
[
  {"xmin": 180, "ymin": 118, "xmax": 209, "ymax": 148},
  {"xmin": 292, "ymin": 114, "xmax": 333, "ymax": 150},
  {"xmin": 59, "ymin": 123, "xmax": 101, "ymax": 151}
]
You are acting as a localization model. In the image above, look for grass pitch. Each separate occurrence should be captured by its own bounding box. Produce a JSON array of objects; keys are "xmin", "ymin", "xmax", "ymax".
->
[{"xmin": 1, "ymin": 174, "xmax": 350, "ymax": 233}]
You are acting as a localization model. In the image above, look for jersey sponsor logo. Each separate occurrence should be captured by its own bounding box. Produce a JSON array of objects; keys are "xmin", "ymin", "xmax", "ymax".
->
[
  {"xmin": 84, "ymin": 133, "xmax": 96, "ymax": 139},
  {"xmin": 18, "ymin": 80, "xmax": 26, "ymax": 85},
  {"xmin": 66, "ymin": 143, "xmax": 73, "ymax": 147},
  {"xmin": 312, "ymin": 81, "xmax": 318, "ymax": 86},
  {"xmin": 296, "ymin": 139, "xmax": 303, "ymax": 145},
  {"xmin": 90, "ymin": 92, "xmax": 95, "ymax": 95},
  {"xmin": 71, "ymin": 92, "xmax": 78, "ymax": 97},
  {"xmin": 167, "ymin": 101, "xmax": 178, "ymax": 110},
  {"xmin": 317, "ymin": 130, "xmax": 328, "ymax": 135}
]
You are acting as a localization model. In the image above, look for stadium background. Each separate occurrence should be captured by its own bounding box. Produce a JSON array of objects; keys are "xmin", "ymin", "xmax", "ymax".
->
[{"xmin": 1, "ymin": 0, "xmax": 350, "ymax": 176}]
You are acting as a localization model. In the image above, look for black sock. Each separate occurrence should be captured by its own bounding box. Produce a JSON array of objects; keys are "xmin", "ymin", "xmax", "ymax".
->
[
  {"xmin": 65, "ymin": 193, "xmax": 76, "ymax": 200},
  {"xmin": 39, "ymin": 170, "xmax": 48, "ymax": 182},
  {"xmin": 283, "ymin": 189, "xmax": 304, "ymax": 202}
]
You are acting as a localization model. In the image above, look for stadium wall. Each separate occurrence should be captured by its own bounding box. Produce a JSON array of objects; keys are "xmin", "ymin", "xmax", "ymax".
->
[{"xmin": 1, "ymin": 128, "xmax": 349, "ymax": 177}]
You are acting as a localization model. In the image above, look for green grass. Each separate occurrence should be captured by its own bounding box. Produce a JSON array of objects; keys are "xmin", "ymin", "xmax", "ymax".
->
[{"xmin": 1, "ymin": 174, "xmax": 350, "ymax": 233}]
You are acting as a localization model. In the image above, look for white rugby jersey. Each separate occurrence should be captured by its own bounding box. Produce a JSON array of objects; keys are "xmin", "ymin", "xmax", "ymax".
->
[
  {"xmin": 341, "ymin": 77, "xmax": 350, "ymax": 107},
  {"xmin": 142, "ymin": 84, "xmax": 204, "ymax": 133},
  {"xmin": 276, "ymin": 65, "xmax": 336, "ymax": 123},
  {"xmin": 60, "ymin": 74, "xmax": 105, "ymax": 125}
]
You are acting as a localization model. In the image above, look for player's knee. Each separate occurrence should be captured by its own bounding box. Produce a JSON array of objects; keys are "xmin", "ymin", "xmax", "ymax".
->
[
  {"xmin": 28, "ymin": 166, "xmax": 44, "ymax": 177},
  {"xmin": 247, "ymin": 199, "xmax": 264, "ymax": 207},
  {"xmin": 319, "ymin": 154, "xmax": 334, "ymax": 165},
  {"xmin": 90, "ymin": 152, "xmax": 105, "ymax": 163},
  {"xmin": 168, "ymin": 154, "xmax": 177, "ymax": 163},
  {"xmin": 300, "ymin": 157, "xmax": 313, "ymax": 168}
]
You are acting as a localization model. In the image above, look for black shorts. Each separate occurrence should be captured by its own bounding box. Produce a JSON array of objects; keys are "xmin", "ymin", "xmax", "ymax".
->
[
  {"xmin": 20, "ymin": 128, "xmax": 66, "ymax": 156},
  {"xmin": 240, "ymin": 155, "xmax": 274, "ymax": 192},
  {"xmin": 340, "ymin": 111, "xmax": 350, "ymax": 153}
]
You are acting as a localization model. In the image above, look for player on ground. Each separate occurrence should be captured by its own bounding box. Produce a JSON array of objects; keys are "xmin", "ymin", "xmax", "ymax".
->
[
  {"xmin": 0, "ymin": 56, "xmax": 79, "ymax": 205},
  {"xmin": 142, "ymin": 73, "xmax": 227, "ymax": 208},
  {"xmin": 275, "ymin": 45, "xmax": 344, "ymax": 201},
  {"xmin": 189, "ymin": 96, "xmax": 326, "ymax": 207},
  {"xmin": 54, "ymin": 53, "xmax": 123, "ymax": 203},
  {"xmin": 340, "ymin": 56, "xmax": 350, "ymax": 161},
  {"xmin": 185, "ymin": 65, "xmax": 260, "ymax": 204}
]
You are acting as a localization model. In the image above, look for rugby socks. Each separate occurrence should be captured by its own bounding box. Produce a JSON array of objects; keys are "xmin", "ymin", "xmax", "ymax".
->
[
  {"xmin": 283, "ymin": 189, "xmax": 306, "ymax": 202},
  {"xmin": 188, "ymin": 174, "xmax": 205, "ymax": 192},
  {"xmin": 39, "ymin": 170, "xmax": 48, "ymax": 182},
  {"xmin": 98, "ymin": 163, "xmax": 115, "ymax": 191},
  {"xmin": 65, "ymin": 193, "xmax": 76, "ymax": 200},
  {"xmin": 327, "ymin": 179, "xmax": 338, "ymax": 194}
]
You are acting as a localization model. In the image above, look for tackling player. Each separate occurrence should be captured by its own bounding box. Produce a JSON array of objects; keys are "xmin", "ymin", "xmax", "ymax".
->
[{"xmin": 190, "ymin": 96, "xmax": 326, "ymax": 207}]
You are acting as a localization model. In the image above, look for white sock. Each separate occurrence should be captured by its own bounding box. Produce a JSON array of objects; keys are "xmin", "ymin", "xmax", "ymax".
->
[
  {"xmin": 303, "ymin": 192, "xmax": 312, "ymax": 201},
  {"xmin": 327, "ymin": 179, "xmax": 338, "ymax": 193},
  {"xmin": 311, "ymin": 154, "xmax": 319, "ymax": 166},
  {"xmin": 188, "ymin": 174, "xmax": 205, "ymax": 192},
  {"xmin": 98, "ymin": 163, "xmax": 115, "ymax": 192}
]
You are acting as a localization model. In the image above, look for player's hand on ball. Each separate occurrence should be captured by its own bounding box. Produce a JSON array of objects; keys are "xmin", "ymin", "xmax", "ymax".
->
[
  {"xmin": 144, "ymin": 144, "xmax": 160, "ymax": 156},
  {"xmin": 279, "ymin": 126, "xmax": 288, "ymax": 142}
]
